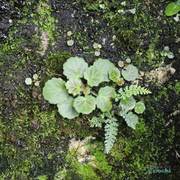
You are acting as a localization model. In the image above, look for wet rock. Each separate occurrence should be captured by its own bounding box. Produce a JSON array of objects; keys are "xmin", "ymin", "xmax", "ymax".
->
[
  {"xmin": 144, "ymin": 64, "xmax": 176, "ymax": 84},
  {"xmin": 0, "ymin": 0, "xmax": 25, "ymax": 41}
]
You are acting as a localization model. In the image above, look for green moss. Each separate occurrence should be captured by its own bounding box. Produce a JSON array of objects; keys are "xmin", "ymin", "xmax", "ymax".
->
[
  {"xmin": 76, "ymin": 164, "xmax": 99, "ymax": 179},
  {"xmin": 33, "ymin": 0, "xmax": 56, "ymax": 42},
  {"xmin": 0, "ymin": 38, "xmax": 23, "ymax": 54},
  {"xmin": 65, "ymin": 151, "xmax": 100, "ymax": 179},
  {"xmin": 60, "ymin": 117, "xmax": 94, "ymax": 138},
  {"xmin": 54, "ymin": 168, "xmax": 71, "ymax": 180},
  {"xmin": 82, "ymin": 0, "xmax": 178, "ymax": 68},
  {"xmin": 175, "ymin": 82, "xmax": 180, "ymax": 94},
  {"xmin": 60, "ymin": 142, "xmax": 112, "ymax": 179},
  {"xmin": 90, "ymin": 145, "xmax": 112, "ymax": 176},
  {"xmin": 0, "ymin": 105, "xmax": 67, "ymax": 179},
  {"xmin": 94, "ymin": 151, "xmax": 112, "ymax": 174},
  {"xmin": 0, "ymin": 25, "xmax": 39, "ymax": 72},
  {"xmin": 73, "ymin": 31, "xmax": 91, "ymax": 52},
  {"xmin": 108, "ymin": 113, "xmax": 174, "ymax": 179},
  {"xmin": 45, "ymin": 51, "xmax": 71, "ymax": 76},
  {"xmin": 36, "ymin": 175, "xmax": 48, "ymax": 180},
  {"xmin": 0, "ymin": 0, "xmax": 56, "ymax": 71}
]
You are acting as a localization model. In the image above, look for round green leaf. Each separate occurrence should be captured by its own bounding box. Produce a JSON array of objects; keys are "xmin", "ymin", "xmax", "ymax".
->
[
  {"xmin": 122, "ymin": 64, "xmax": 139, "ymax": 81},
  {"xmin": 63, "ymin": 57, "xmax": 88, "ymax": 79},
  {"xmin": 165, "ymin": 2, "xmax": 180, "ymax": 16},
  {"xmin": 97, "ymin": 86, "xmax": 116, "ymax": 112},
  {"xmin": 73, "ymin": 95, "xmax": 96, "ymax": 114},
  {"xmin": 124, "ymin": 112, "xmax": 139, "ymax": 129},
  {"xmin": 65, "ymin": 79, "xmax": 82, "ymax": 96},
  {"xmin": 97, "ymin": 97, "xmax": 112, "ymax": 112},
  {"xmin": 134, "ymin": 101, "xmax": 145, "ymax": 114},
  {"xmin": 109, "ymin": 67, "xmax": 121, "ymax": 83},
  {"xmin": 93, "ymin": 58, "xmax": 115, "ymax": 82},
  {"xmin": 43, "ymin": 78, "xmax": 69, "ymax": 104},
  {"xmin": 84, "ymin": 66, "xmax": 104, "ymax": 87},
  {"xmin": 57, "ymin": 97, "xmax": 79, "ymax": 119},
  {"xmin": 98, "ymin": 86, "xmax": 116, "ymax": 98},
  {"xmin": 119, "ymin": 96, "xmax": 136, "ymax": 112}
]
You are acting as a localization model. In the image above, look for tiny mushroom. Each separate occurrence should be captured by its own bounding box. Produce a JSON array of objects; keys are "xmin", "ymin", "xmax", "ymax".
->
[
  {"xmin": 67, "ymin": 39, "xmax": 74, "ymax": 47},
  {"xmin": 25, "ymin": 78, "xmax": 32, "ymax": 85}
]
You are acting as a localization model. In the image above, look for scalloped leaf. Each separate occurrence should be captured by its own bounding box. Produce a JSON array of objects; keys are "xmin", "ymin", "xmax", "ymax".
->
[
  {"xmin": 65, "ymin": 79, "xmax": 82, "ymax": 96},
  {"xmin": 63, "ymin": 57, "xmax": 88, "ymax": 79},
  {"xmin": 97, "ymin": 86, "xmax": 116, "ymax": 112},
  {"xmin": 57, "ymin": 97, "xmax": 79, "ymax": 119},
  {"xmin": 119, "ymin": 96, "xmax": 136, "ymax": 112},
  {"xmin": 109, "ymin": 67, "xmax": 121, "ymax": 83},
  {"xmin": 98, "ymin": 86, "xmax": 116, "ymax": 99},
  {"xmin": 93, "ymin": 58, "xmax": 115, "ymax": 82},
  {"xmin": 122, "ymin": 64, "xmax": 139, "ymax": 81},
  {"xmin": 43, "ymin": 78, "xmax": 69, "ymax": 104},
  {"xmin": 97, "ymin": 97, "xmax": 112, "ymax": 112},
  {"xmin": 124, "ymin": 112, "xmax": 138, "ymax": 129},
  {"xmin": 84, "ymin": 66, "xmax": 104, "ymax": 87},
  {"xmin": 73, "ymin": 95, "xmax": 96, "ymax": 114},
  {"xmin": 134, "ymin": 101, "xmax": 145, "ymax": 114}
]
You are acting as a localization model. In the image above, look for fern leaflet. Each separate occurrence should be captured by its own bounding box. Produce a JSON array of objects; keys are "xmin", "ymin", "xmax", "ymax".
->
[
  {"xmin": 119, "ymin": 85, "xmax": 151, "ymax": 100},
  {"xmin": 89, "ymin": 116, "xmax": 104, "ymax": 128},
  {"xmin": 104, "ymin": 118, "xmax": 118, "ymax": 153}
]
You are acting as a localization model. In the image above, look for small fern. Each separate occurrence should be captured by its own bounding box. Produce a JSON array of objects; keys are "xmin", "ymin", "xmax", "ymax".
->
[
  {"xmin": 104, "ymin": 118, "xmax": 118, "ymax": 153},
  {"xmin": 89, "ymin": 116, "xmax": 104, "ymax": 128},
  {"xmin": 119, "ymin": 85, "xmax": 151, "ymax": 100}
]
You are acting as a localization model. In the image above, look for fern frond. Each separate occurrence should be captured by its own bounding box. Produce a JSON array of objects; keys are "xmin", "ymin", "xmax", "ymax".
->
[
  {"xmin": 120, "ymin": 85, "xmax": 151, "ymax": 100},
  {"xmin": 104, "ymin": 118, "xmax": 118, "ymax": 154},
  {"xmin": 89, "ymin": 116, "xmax": 104, "ymax": 128}
]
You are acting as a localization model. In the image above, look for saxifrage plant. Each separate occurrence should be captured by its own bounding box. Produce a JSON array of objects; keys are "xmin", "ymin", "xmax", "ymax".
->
[{"xmin": 43, "ymin": 57, "xmax": 151, "ymax": 153}]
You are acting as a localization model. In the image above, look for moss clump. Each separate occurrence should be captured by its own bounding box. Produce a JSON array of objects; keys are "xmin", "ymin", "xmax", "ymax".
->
[
  {"xmin": 60, "ymin": 142, "xmax": 110, "ymax": 179},
  {"xmin": 89, "ymin": 143, "xmax": 112, "ymax": 177},
  {"xmin": 108, "ymin": 118, "xmax": 174, "ymax": 179},
  {"xmin": 0, "ymin": 105, "xmax": 68, "ymax": 179},
  {"xmin": 33, "ymin": 0, "xmax": 56, "ymax": 42},
  {"xmin": 60, "ymin": 118, "xmax": 94, "ymax": 138},
  {"xmin": 65, "ymin": 150, "xmax": 100, "ymax": 180},
  {"xmin": 45, "ymin": 51, "xmax": 71, "ymax": 76},
  {"xmin": 81, "ymin": 0, "xmax": 178, "ymax": 69},
  {"xmin": 108, "ymin": 121, "xmax": 152, "ymax": 179},
  {"xmin": 73, "ymin": 31, "xmax": 91, "ymax": 52}
]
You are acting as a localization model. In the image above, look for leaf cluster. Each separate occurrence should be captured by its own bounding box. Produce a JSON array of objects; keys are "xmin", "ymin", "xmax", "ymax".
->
[
  {"xmin": 43, "ymin": 56, "xmax": 151, "ymax": 153},
  {"xmin": 43, "ymin": 57, "xmax": 120, "ymax": 119}
]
